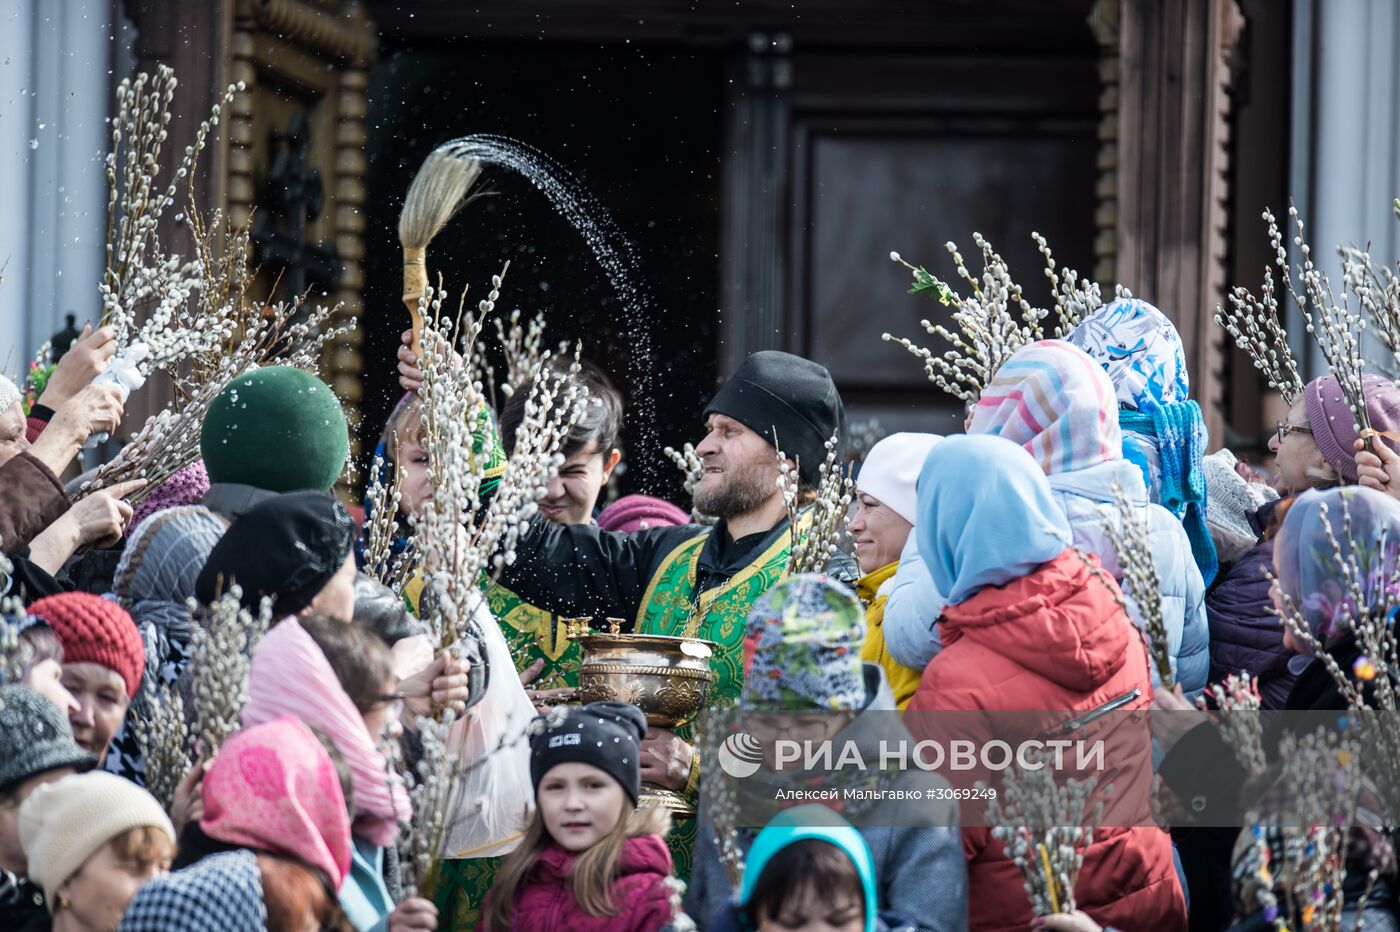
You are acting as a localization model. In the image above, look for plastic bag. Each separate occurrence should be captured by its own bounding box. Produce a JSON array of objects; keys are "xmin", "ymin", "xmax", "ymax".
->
[{"xmin": 440, "ymin": 589, "xmax": 536, "ymax": 859}]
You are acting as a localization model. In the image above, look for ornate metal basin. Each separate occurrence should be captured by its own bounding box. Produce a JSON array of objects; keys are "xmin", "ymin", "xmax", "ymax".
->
[{"xmin": 574, "ymin": 632, "xmax": 716, "ymax": 729}]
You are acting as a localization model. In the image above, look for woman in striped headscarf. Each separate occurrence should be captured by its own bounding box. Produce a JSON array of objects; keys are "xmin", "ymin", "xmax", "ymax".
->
[{"xmin": 965, "ymin": 339, "xmax": 1210, "ymax": 697}]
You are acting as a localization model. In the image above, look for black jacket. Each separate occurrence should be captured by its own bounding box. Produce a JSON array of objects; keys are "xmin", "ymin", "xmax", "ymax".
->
[
  {"xmin": 0, "ymin": 869, "xmax": 46, "ymax": 930},
  {"xmin": 499, "ymin": 514, "xmax": 856, "ymax": 626}
]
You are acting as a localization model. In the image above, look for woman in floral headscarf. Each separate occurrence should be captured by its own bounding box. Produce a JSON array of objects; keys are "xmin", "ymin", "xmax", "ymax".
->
[
  {"xmin": 1268, "ymin": 487, "xmax": 1400, "ymax": 708},
  {"xmin": 166, "ymin": 718, "xmax": 354, "ymax": 929},
  {"xmin": 1067, "ymin": 298, "xmax": 1217, "ymax": 586}
]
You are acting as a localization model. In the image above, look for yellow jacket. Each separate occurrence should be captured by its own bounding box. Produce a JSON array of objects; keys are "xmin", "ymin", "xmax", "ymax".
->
[{"xmin": 857, "ymin": 561, "xmax": 923, "ymax": 709}]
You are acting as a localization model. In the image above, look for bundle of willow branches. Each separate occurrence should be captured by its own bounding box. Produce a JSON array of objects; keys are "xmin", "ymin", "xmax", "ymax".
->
[
  {"xmin": 777, "ymin": 433, "xmax": 851, "ymax": 575},
  {"xmin": 883, "ymin": 232, "xmax": 1105, "ymax": 404},
  {"xmin": 983, "ymin": 765, "xmax": 1107, "ymax": 918}
]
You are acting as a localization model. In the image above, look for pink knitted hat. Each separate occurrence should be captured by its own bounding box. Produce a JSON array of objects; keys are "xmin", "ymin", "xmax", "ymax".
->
[
  {"xmin": 201, "ymin": 718, "xmax": 352, "ymax": 887},
  {"xmin": 596, "ymin": 494, "xmax": 689, "ymax": 533},
  {"xmin": 243, "ymin": 619, "xmax": 410, "ymax": 847},
  {"xmin": 1304, "ymin": 374, "xmax": 1400, "ymax": 483},
  {"xmin": 129, "ymin": 460, "xmax": 211, "ymax": 535}
]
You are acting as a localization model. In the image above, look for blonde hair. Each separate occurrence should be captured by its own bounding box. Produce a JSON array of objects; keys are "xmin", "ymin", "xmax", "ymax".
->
[
  {"xmin": 109, "ymin": 825, "xmax": 176, "ymax": 872},
  {"xmin": 380, "ymin": 395, "xmax": 426, "ymax": 464},
  {"xmin": 483, "ymin": 803, "xmax": 671, "ymax": 931}
]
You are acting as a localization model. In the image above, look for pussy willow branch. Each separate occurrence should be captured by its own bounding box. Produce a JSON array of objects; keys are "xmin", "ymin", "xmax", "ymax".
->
[
  {"xmin": 1195, "ymin": 674, "xmax": 1267, "ymax": 776},
  {"xmin": 1217, "ymin": 209, "xmax": 1304, "ymax": 405},
  {"xmin": 1098, "ymin": 481, "xmax": 1175, "ymax": 687},
  {"xmin": 413, "ymin": 266, "xmax": 582, "ymax": 670},
  {"xmin": 777, "ymin": 433, "xmax": 852, "ymax": 575},
  {"xmin": 132, "ymin": 678, "xmax": 192, "ymax": 813},
  {"xmin": 883, "ymin": 233, "xmax": 1106, "ymax": 403},
  {"xmin": 80, "ymin": 209, "xmax": 354, "ymax": 502},
  {"xmin": 364, "ymin": 448, "xmax": 416, "ymax": 596},
  {"xmin": 189, "ymin": 587, "xmax": 272, "ymax": 756},
  {"xmin": 982, "ymin": 765, "xmax": 1106, "ymax": 917},
  {"xmin": 101, "ymin": 66, "xmax": 247, "ymax": 376}
]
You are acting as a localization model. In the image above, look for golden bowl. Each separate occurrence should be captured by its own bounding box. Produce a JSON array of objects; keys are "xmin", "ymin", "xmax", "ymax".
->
[{"xmin": 574, "ymin": 632, "xmax": 716, "ymax": 729}]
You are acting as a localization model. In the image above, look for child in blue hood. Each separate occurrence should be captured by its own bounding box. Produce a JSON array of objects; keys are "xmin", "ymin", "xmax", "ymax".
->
[{"xmin": 708, "ymin": 805, "xmax": 882, "ymax": 932}]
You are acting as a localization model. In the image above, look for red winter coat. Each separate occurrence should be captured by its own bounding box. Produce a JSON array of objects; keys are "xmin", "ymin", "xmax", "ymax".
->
[
  {"xmin": 906, "ymin": 550, "xmax": 1186, "ymax": 932},
  {"xmin": 496, "ymin": 834, "xmax": 678, "ymax": 932}
]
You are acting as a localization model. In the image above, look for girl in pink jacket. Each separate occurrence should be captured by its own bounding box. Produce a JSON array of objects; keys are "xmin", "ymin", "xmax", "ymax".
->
[{"xmin": 481, "ymin": 702, "xmax": 686, "ymax": 932}]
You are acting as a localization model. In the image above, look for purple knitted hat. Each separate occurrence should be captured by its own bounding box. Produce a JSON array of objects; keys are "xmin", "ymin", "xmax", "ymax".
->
[
  {"xmin": 129, "ymin": 460, "xmax": 211, "ymax": 535},
  {"xmin": 1304, "ymin": 374, "xmax": 1400, "ymax": 483},
  {"xmin": 596, "ymin": 494, "xmax": 690, "ymax": 533}
]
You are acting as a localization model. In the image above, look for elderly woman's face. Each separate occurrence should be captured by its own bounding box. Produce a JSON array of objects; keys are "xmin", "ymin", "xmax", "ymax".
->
[
  {"xmin": 847, "ymin": 492, "xmax": 913, "ymax": 576},
  {"xmin": 61, "ymin": 662, "xmax": 129, "ymax": 763},
  {"xmin": 1269, "ymin": 398, "xmax": 1329, "ymax": 495},
  {"xmin": 0, "ymin": 402, "xmax": 28, "ymax": 467}
]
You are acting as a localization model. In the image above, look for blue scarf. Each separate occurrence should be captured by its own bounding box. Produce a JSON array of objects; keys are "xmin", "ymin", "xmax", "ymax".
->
[
  {"xmin": 1120, "ymin": 402, "xmax": 1218, "ymax": 586},
  {"xmin": 916, "ymin": 434, "xmax": 1073, "ymax": 605}
]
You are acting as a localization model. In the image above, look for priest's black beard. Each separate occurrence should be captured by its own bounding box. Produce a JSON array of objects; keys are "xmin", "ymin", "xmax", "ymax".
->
[{"xmin": 693, "ymin": 459, "xmax": 777, "ymax": 519}]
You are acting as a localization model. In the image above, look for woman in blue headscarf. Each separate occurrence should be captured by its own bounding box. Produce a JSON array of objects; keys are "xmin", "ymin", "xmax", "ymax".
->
[
  {"xmin": 907, "ymin": 434, "xmax": 1186, "ymax": 932},
  {"xmin": 1067, "ymin": 298, "xmax": 1217, "ymax": 586}
]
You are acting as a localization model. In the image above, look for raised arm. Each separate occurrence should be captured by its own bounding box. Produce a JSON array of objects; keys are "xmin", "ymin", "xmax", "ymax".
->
[{"xmin": 498, "ymin": 517, "xmax": 697, "ymax": 623}]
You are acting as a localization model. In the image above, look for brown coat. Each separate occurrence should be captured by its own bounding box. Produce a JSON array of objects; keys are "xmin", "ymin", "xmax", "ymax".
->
[{"xmin": 0, "ymin": 452, "xmax": 69, "ymax": 555}]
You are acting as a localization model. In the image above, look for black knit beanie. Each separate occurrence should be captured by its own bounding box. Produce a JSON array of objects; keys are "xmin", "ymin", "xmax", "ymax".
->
[
  {"xmin": 703, "ymin": 350, "xmax": 844, "ymax": 485},
  {"xmin": 195, "ymin": 491, "xmax": 356, "ymax": 615},
  {"xmin": 529, "ymin": 701, "xmax": 648, "ymax": 805}
]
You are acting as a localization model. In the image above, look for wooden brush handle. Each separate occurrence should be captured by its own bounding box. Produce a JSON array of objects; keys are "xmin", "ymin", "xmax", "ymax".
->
[{"xmin": 402, "ymin": 246, "xmax": 427, "ymax": 361}]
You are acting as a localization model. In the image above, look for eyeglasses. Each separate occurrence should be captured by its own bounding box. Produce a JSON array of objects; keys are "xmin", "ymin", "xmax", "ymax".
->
[
  {"xmin": 1276, "ymin": 421, "xmax": 1313, "ymax": 445},
  {"xmin": 375, "ymin": 693, "xmax": 406, "ymax": 721}
]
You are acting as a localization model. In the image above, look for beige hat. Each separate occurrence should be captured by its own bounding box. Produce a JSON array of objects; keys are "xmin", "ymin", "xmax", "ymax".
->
[
  {"xmin": 19, "ymin": 771, "xmax": 174, "ymax": 909},
  {"xmin": 0, "ymin": 374, "xmax": 20, "ymax": 413}
]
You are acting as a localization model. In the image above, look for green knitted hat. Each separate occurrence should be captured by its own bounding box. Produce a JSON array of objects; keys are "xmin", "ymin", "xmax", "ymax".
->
[{"xmin": 200, "ymin": 366, "xmax": 349, "ymax": 493}]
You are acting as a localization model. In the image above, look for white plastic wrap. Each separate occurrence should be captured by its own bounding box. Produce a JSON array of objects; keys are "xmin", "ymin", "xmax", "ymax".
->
[{"xmin": 439, "ymin": 589, "xmax": 536, "ymax": 860}]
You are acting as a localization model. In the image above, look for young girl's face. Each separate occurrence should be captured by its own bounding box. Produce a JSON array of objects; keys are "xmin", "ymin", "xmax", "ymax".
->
[
  {"xmin": 536, "ymin": 761, "xmax": 627, "ymax": 852},
  {"xmin": 396, "ymin": 433, "xmax": 433, "ymax": 519},
  {"xmin": 756, "ymin": 887, "xmax": 865, "ymax": 931}
]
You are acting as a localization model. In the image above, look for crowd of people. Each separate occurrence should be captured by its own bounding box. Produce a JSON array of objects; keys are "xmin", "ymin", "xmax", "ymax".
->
[{"xmin": 1, "ymin": 290, "xmax": 1399, "ymax": 932}]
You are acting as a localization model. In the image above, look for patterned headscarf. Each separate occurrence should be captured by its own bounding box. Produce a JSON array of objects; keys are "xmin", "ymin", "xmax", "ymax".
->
[
  {"xmin": 112, "ymin": 505, "xmax": 226, "ymax": 658},
  {"xmin": 1273, "ymin": 487, "xmax": 1400, "ymax": 655},
  {"xmin": 1067, "ymin": 299, "xmax": 1217, "ymax": 584},
  {"xmin": 200, "ymin": 717, "xmax": 352, "ymax": 888},
  {"xmin": 742, "ymin": 575, "xmax": 867, "ymax": 712},
  {"xmin": 1067, "ymin": 298, "xmax": 1189, "ymax": 412},
  {"xmin": 969, "ymin": 340, "xmax": 1121, "ymax": 475},
  {"xmin": 117, "ymin": 849, "xmax": 267, "ymax": 932}
]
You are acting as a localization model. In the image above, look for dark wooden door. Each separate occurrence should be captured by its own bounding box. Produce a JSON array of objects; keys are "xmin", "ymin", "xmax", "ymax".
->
[{"xmin": 722, "ymin": 19, "xmax": 1101, "ymax": 435}]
